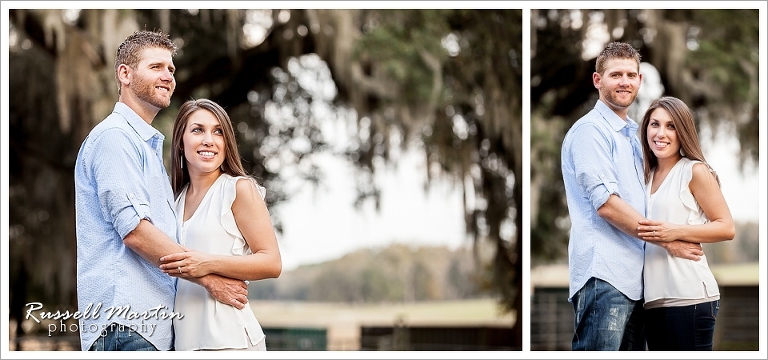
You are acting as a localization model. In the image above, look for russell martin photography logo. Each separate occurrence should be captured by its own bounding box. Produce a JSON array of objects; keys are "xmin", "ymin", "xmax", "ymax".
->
[{"xmin": 25, "ymin": 302, "xmax": 183, "ymax": 337}]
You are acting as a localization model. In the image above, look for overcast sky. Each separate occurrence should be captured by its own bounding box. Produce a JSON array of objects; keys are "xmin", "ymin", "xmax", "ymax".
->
[{"xmin": 272, "ymin": 146, "xmax": 467, "ymax": 271}]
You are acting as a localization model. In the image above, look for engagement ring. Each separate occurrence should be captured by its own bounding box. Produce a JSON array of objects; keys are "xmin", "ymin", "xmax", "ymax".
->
[{"xmin": 178, "ymin": 266, "xmax": 182, "ymax": 274}]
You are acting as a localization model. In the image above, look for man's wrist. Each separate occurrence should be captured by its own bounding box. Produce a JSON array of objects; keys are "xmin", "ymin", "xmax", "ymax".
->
[{"xmin": 191, "ymin": 274, "xmax": 210, "ymax": 289}]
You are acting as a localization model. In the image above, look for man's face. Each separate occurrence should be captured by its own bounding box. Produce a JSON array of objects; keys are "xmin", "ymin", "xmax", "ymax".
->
[
  {"xmin": 593, "ymin": 58, "xmax": 642, "ymax": 115},
  {"xmin": 129, "ymin": 47, "xmax": 176, "ymax": 110}
]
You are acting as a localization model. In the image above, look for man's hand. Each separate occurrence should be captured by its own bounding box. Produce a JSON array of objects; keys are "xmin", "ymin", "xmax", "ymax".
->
[
  {"xmin": 658, "ymin": 240, "xmax": 703, "ymax": 261},
  {"xmin": 195, "ymin": 274, "xmax": 249, "ymax": 310}
]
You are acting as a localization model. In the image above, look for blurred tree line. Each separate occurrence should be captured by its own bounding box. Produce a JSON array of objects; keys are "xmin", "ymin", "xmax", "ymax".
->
[
  {"xmin": 530, "ymin": 9, "xmax": 760, "ymax": 265},
  {"xmin": 251, "ymin": 244, "xmax": 484, "ymax": 303},
  {"xmin": 8, "ymin": 8, "xmax": 522, "ymax": 346},
  {"xmin": 703, "ymin": 221, "xmax": 760, "ymax": 264}
]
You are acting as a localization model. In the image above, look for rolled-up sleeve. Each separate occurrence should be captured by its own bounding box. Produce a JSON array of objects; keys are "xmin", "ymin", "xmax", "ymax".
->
[
  {"xmin": 569, "ymin": 123, "xmax": 621, "ymax": 211},
  {"xmin": 88, "ymin": 128, "xmax": 153, "ymax": 239}
]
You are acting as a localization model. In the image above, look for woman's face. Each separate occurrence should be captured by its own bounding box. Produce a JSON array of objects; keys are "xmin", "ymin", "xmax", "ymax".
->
[
  {"xmin": 182, "ymin": 109, "xmax": 226, "ymax": 176},
  {"xmin": 646, "ymin": 107, "xmax": 680, "ymax": 160}
]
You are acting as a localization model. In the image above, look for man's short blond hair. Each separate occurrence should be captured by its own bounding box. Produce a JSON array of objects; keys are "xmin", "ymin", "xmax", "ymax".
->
[{"xmin": 595, "ymin": 41, "xmax": 641, "ymax": 75}]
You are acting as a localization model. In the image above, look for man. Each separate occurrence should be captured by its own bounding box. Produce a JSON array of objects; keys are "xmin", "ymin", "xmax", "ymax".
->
[
  {"xmin": 561, "ymin": 41, "xmax": 703, "ymax": 351},
  {"xmin": 75, "ymin": 30, "xmax": 248, "ymax": 351}
]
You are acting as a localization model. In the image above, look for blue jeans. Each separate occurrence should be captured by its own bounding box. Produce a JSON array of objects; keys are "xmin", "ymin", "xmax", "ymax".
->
[
  {"xmin": 571, "ymin": 277, "xmax": 646, "ymax": 350},
  {"xmin": 645, "ymin": 300, "xmax": 719, "ymax": 351},
  {"xmin": 88, "ymin": 323, "xmax": 159, "ymax": 351}
]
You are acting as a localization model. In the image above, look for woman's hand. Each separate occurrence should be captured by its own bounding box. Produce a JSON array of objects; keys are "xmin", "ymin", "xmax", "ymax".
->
[
  {"xmin": 160, "ymin": 250, "xmax": 215, "ymax": 278},
  {"xmin": 637, "ymin": 219, "xmax": 679, "ymax": 242}
]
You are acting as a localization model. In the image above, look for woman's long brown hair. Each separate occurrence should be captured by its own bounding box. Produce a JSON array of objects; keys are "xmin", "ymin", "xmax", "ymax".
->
[{"xmin": 639, "ymin": 96, "xmax": 720, "ymax": 186}]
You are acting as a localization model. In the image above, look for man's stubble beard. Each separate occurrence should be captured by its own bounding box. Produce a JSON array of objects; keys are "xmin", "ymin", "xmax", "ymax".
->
[
  {"xmin": 601, "ymin": 87, "xmax": 638, "ymax": 109},
  {"xmin": 133, "ymin": 73, "xmax": 173, "ymax": 109}
]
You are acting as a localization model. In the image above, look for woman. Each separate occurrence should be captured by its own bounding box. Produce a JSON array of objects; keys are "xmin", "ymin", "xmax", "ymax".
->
[
  {"xmin": 636, "ymin": 96, "xmax": 735, "ymax": 350},
  {"xmin": 159, "ymin": 98, "xmax": 282, "ymax": 351}
]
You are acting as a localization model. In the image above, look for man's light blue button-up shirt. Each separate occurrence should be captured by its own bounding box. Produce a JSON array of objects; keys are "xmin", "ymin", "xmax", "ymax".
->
[
  {"xmin": 561, "ymin": 99, "xmax": 646, "ymax": 302},
  {"xmin": 74, "ymin": 102, "xmax": 178, "ymax": 350}
]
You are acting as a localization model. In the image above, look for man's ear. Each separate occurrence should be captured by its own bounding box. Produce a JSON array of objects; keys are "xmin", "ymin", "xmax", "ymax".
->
[
  {"xmin": 592, "ymin": 71, "xmax": 601, "ymax": 89},
  {"xmin": 117, "ymin": 64, "xmax": 131, "ymax": 87}
]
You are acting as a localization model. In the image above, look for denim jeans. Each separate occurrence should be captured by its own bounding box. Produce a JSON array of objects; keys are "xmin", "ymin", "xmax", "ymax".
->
[
  {"xmin": 645, "ymin": 300, "xmax": 719, "ymax": 351},
  {"xmin": 571, "ymin": 277, "xmax": 646, "ymax": 351},
  {"xmin": 88, "ymin": 323, "xmax": 159, "ymax": 351}
]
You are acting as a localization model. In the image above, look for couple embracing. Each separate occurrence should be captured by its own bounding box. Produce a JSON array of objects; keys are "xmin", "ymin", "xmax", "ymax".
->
[
  {"xmin": 74, "ymin": 30, "xmax": 281, "ymax": 351},
  {"xmin": 561, "ymin": 42, "xmax": 735, "ymax": 351}
]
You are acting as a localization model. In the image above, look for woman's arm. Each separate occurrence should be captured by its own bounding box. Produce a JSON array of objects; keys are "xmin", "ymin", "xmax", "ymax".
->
[
  {"xmin": 637, "ymin": 162, "xmax": 735, "ymax": 243},
  {"xmin": 228, "ymin": 178, "xmax": 283, "ymax": 279},
  {"xmin": 160, "ymin": 178, "xmax": 282, "ymax": 281}
]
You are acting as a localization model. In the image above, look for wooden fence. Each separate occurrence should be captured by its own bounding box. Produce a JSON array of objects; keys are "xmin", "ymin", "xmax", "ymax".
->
[
  {"xmin": 530, "ymin": 284, "xmax": 760, "ymax": 351},
  {"xmin": 359, "ymin": 325, "xmax": 518, "ymax": 351}
]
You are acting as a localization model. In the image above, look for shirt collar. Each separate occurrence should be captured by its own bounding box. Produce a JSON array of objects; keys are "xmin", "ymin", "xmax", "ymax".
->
[
  {"xmin": 113, "ymin": 102, "xmax": 164, "ymax": 142},
  {"xmin": 594, "ymin": 99, "xmax": 638, "ymax": 132}
]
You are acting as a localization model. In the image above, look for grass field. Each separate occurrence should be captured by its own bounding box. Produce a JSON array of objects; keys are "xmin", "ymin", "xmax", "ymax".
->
[{"xmin": 250, "ymin": 298, "xmax": 515, "ymax": 350}]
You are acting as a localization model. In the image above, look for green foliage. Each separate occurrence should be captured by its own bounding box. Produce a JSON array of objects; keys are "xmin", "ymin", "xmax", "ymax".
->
[
  {"xmin": 346, "ymin": 10, "xmax": 522, "ymax": 334},
  {"xmin": 689, "ymin": 10, "xmax": 759, "ymax": 103},
  {"xmin": 8, "ymin": 43, "xmax": 79, "ymax": 313},
  {"xmin": 686, "ymin": 9, "xmax": 760, "ymax": 165},
  {"xmin": 355, "ymin": 10, "xmax": 452, "ymax": 105}
]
